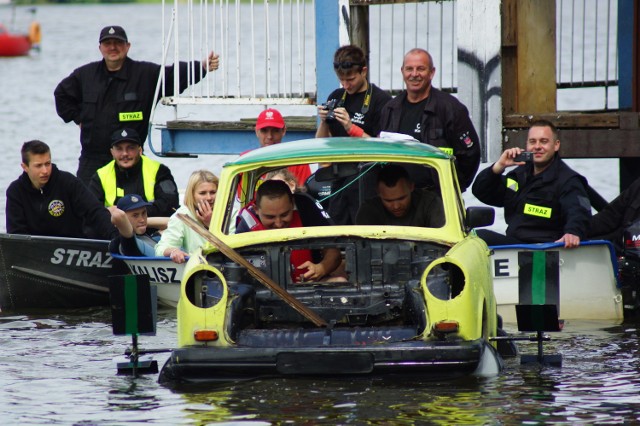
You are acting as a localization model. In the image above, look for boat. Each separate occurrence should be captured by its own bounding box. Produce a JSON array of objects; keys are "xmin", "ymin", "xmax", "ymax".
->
[
  {"xmin": 489, "ymin": 240, "xmax": 624, "ymax": 323},
  {"xmin": 111, "ymin": 253, "xmax": 186, "ymax": 308},
  {"xmin": 0, "ymin": 23, "xmax": 30, "ymax": 56},
  {"xmin": 156, "ymin": 138, "xmax": 506, "ymax": 385},
  {"xmin": 0, "ymin": 4, "xmax": 40, "ymax": 57},
  {"xmin": 0, "ymin": 233, "xmax": 129, "ymax": 311}
]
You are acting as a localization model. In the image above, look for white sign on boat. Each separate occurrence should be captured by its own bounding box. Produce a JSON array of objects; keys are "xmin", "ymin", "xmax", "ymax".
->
[{"xmin": 490, "ymin": 240, "xmax": 622, "ymax": 323}]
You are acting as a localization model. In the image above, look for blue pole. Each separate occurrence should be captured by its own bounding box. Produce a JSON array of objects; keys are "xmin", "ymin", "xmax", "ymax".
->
[
  {"xmin": 618, "ymin": 0, "xmax": 634, "ymax": 110},
  {"xmin": 315, "ymin": 1, "xmax": 341, "ymax": 108}
]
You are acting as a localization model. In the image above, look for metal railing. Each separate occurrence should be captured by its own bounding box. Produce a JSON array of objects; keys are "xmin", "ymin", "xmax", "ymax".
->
[
  {"xmin": 158, "ymin": 0, "xmax": 619, "ymax": 111},
  {"xmin": 557, "ymin": 0, "xmax": 618, "ymax": 110},
  {"xmin": 159, "ymin": 0, "xmax": 316, "ymax": 105}
]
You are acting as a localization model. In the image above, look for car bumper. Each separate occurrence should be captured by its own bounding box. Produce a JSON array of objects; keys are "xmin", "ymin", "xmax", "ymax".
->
[{"xmin": 159, "ymin": 333, "xmax": 499, "ymax": 385}]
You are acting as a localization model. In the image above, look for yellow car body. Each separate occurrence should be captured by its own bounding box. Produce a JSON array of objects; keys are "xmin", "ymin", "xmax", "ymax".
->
[{"xmin": 160, "ymin": 138, "xmax": 500, "ymax": 384}]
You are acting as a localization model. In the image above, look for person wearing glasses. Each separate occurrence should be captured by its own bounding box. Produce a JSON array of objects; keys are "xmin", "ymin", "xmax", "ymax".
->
[
  {"xmin": 380, "ymin": 48, "xmax": 480, "ymax": 192},
  {"xmin": 315, "ymin": 45, "xmax": 392, "ymax": 225}
]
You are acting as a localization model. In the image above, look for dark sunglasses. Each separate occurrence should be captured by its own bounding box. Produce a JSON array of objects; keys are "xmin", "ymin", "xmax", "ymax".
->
[{"xmin": 333, "ymin": 61, "xmax": 365, "ymax": 70}]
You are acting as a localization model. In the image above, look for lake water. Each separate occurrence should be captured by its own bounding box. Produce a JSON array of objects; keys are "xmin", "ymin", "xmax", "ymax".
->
[{"xmin": 2, "ymin": 3, "xmax": 640, "ymax": 424}]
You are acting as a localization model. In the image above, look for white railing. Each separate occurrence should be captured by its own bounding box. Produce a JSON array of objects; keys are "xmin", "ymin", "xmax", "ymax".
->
[
  {"xmin": 158, "ymin": 0, "xmax": 619, "ymax": 110},
  {"xmin": 557, "ymin": 0, "xmax": 618, "ymax": 110},
  {"xmin": 159, "ymin": 0, "xmax": 316, "ymax": 105}
]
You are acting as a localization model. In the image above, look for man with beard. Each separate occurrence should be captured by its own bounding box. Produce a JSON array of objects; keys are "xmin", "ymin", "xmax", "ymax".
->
[
  {"xmin": 89, "ymin": 128, "xmax": 179, "ymax": 218},
  {"xmin": 355, "ymin": 164, "xmax": 444, "ymax": 227},
  {"xmin": 472, "ymin": 119, "xmax": 591, "ymax": 248},
  {"xmin": 379, "ymin": 48, "xmax": 480, "ymax": 192}
]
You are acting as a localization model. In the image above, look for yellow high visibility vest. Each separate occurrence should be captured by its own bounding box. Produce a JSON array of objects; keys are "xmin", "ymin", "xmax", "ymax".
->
[{"xmin": 96, "ymin": 155, "xmax": 161, "ymax": 207}]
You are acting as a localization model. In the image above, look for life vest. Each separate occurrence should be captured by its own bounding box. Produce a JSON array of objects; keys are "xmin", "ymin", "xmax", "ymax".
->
[
  {"xmin": 96, "ymin": 155, "xmax": 160, "ymax": 207},
  {"xmin": 236, "ymin": 204, "xmax": 313, "ymax": 282}
]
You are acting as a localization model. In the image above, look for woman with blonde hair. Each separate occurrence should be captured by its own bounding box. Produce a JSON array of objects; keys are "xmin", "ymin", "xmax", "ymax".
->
[{"xmin": 155, "ymin": 169, "xmax": 219, "ymax": 263}]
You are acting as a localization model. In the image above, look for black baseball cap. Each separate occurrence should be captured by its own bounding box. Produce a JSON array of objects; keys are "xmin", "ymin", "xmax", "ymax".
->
[
  {"xmin": 110, "ymin": 128, "xmax": 141, "ymax": 147},
  {"xmin": 117, "ymin": 194, "xmax": 152, "ymax": 212},
  {"xmin": 99, "ymin": 26, "xmax": 128, "ymax": 43}
]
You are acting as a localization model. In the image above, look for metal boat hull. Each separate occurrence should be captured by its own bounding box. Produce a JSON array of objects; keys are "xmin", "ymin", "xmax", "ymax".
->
[{"xmin": 0, "ymin": 233, "xmax": 129, "ymax": 311}]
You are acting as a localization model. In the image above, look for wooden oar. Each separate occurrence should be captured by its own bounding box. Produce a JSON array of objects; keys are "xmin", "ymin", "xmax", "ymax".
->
[{"xmin": 176, "ymin": 213, "xmax": 328, "ymax": 327}]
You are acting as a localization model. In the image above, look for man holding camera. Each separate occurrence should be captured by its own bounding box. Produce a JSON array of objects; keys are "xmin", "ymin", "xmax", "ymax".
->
[
  {"xmin": 472, "ymin": 119, "xmax": 591, "ymax": 248},
  {"xmin": 315, "ymin": 45, "xmax": 391, "ymax": 224},
  {"xmin": 316, "ymin": 45, "xmax": 391, "ymax": 139}
]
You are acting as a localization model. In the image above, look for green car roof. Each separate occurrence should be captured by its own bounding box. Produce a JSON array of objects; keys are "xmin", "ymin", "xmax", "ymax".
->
[{"xmin": 227, "ymin": 137, "xmax": 450, "ymax": 166}]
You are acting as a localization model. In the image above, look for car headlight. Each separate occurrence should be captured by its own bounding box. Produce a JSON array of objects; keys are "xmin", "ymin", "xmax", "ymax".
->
[{"xmin": 424, "ymin": 261, "xmax": 465, "ymax": 301}]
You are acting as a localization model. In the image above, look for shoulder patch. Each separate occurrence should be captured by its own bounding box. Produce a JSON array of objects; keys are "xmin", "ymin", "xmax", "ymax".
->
[{"xmin": 459, "ymin": 131, "xmax": 473, "ymax": 148}]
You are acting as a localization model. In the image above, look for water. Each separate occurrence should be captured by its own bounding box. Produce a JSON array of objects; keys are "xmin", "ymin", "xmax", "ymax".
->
[
  {"xmin": 3, "ymin": 310, "xmax": 640, "ymax": 424},
  {"xmin": 2, "ymin": 3, "xmax": 640, "ymax": 424}
]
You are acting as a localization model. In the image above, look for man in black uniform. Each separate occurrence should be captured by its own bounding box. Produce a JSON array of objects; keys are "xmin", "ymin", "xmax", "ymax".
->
[
  {"xmin": 355, "ymin": 164, "xmax": 444, "ymax": 227},
  {"xmin": 6, "ymin": 140, "xmax": 116, "ymax": 239},
  {"xmin": 472, "ymin": 119, "xmax": 591, "ymax": 248},
  {"xmin": 89, "ymin": 128, "xmax": 179, "ymax": 218},
  {"xmin": 54, "ymin": 25, "xmax": 220, "ymax": 185},
  {"xmin": 589, "ymin": 177, "xmax": 640, "ymax": 255},
  {"xmin": 315, "ymin": 45, "xmax": 391, "ymax": 224},
  {"xmin": 379, "ymin": 48, "xmax": 480, "ymax": 191},
  {"xmin": 589, "ymin": 177, "xmax": 640, "ymax": 313}
]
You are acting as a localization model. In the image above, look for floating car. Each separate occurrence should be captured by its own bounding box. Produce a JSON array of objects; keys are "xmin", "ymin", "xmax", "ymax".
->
[{"xmin": 158, "ymin": 137, "xmax": 501, "ymax": 384}]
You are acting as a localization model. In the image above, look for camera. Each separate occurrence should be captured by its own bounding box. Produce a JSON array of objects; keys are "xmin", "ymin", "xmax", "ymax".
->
[
  {"xmin": 322, "ymin": 99, "xmax": 339, "ymax": 122},
  {"xmin": 514, "ymin": 151, "xmax": 533, "ymax": 162}
]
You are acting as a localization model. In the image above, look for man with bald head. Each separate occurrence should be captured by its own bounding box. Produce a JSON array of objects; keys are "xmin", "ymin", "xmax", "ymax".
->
[{"xmin": 380, "ymin": 48, "xmax": 480, "ymax": 191}]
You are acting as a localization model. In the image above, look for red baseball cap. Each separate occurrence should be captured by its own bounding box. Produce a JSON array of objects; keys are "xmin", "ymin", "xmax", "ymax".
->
[{"xmin": 256, "ymin": 108, "xmax": 285, "ymax": 130}]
